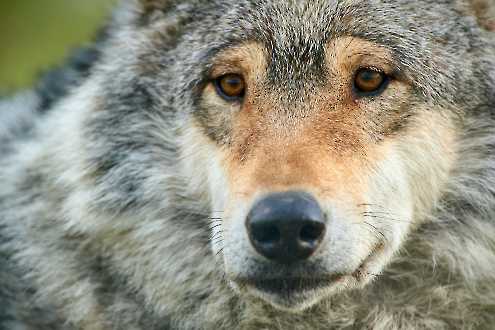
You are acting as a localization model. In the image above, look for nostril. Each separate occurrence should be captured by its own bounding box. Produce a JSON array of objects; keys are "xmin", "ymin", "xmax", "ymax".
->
[
  {"xmin": 299, "ymin": 223, "xmax": 325, "ymax": 243},
  {"xmin": 253, "ymin": 225, "xmax": 280, "ymax": 244}
]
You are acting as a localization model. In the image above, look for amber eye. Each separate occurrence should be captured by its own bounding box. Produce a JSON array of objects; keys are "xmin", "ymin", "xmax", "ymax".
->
[
  {"xmin": 354, "ymin": 68, "xmax": 389, "ymax": 96},
  {"xmin": 214, "ymin": 74, "xmax": 246, "ymax": 101}
]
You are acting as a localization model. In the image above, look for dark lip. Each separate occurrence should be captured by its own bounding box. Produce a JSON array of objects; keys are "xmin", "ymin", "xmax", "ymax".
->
[
  {"xmin": 239, "ymin": 275, "xmax": 343, "ymax": 295},
  {"xmin": 236, "ymin": 242, "xmax": 386, "ymax": 296}
]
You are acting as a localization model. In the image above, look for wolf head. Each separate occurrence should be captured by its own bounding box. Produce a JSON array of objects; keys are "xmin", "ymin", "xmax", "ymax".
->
[{"xmin": 62, "ymin": 0, "xmax": 495, "ymax": 315}]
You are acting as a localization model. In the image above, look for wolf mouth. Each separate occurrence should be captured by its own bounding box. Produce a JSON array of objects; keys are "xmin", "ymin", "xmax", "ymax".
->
[
  {"xmin": 245, "ymin": 276, "xmax": 342, "ymax": 296},
  {"xmin": 238, "ymin": 242, "xmax": 386, "ymax": 298}
]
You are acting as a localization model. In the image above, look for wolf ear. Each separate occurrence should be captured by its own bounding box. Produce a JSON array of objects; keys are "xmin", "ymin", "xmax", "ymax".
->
[{"xmin": 467, "ymin": 0, "xmax": 495, "ymax": 31}]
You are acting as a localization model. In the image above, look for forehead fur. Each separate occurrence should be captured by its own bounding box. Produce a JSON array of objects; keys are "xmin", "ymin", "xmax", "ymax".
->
[{"xmin": 158, "ymin": 0, "xmax": 492, "ymax": 106}]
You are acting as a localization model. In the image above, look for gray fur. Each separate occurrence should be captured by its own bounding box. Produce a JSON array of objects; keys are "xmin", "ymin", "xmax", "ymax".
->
[{"xmin": 1, "ymin": 0, "xmax": 494, "ymax": 329}]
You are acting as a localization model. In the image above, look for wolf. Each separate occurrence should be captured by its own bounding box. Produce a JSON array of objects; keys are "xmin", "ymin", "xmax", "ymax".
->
[{"xmin": 1, "ymin": 0, "xmax": 494, "ymax": 329}]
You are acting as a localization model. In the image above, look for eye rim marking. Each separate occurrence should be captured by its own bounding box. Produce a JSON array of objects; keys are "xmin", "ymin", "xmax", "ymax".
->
[
  {"xmin": 213, "ymin": 73, "xmax": 246, "ymax": 102},
  {"xmin": 353, "ymin": 67, "xmax": 390, "ymax": 98}
]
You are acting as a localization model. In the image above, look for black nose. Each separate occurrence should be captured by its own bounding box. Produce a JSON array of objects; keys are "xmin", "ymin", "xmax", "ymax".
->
[{"xmin": 246, "ymin": 191, "xmax": 326, "ymax": 264}]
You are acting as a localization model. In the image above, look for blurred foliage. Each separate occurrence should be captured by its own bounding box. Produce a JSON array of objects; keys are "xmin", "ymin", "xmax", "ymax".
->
[{"xmin": 0, "ymin": 0, "xmax": 117, "ymax": 92}]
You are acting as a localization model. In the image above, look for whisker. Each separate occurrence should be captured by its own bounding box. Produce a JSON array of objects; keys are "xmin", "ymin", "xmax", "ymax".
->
[
  {"xmin": 362, "ymin": 214, "xmax": 410, "ymax": 223},
  {"xmin": 363, "ymin": 221, "xmax": 388, "ymax": 242},
  {"xmin": 362, "ymin": 211, "xmax": 400, "ymax": 216},
  {"xmin": 356, "ymin": 203, "xmax": 392, "ymax": 211},
  {"xmin": 209, "ymin": 231, "xmax": 224, "ymax": 240},
  {"xmin": 215, "ymin": 247, "xmax": 224, "ymax": 258}
]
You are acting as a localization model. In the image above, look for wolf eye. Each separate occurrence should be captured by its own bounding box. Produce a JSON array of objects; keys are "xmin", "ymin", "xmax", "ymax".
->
[
  {"xmin": 214, "ymin": 74, "xmax": 246, "ymax": 101},
  {"xmin": 353, "ymin": 68, "xmax": 389, "ymax": 96}
]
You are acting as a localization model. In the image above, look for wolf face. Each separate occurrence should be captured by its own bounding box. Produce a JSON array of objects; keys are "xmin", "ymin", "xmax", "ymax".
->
[
  {"xmin": 187, "ymin": 37, "xmax": 457, "ymax": 311},
  {"xmin": 169, "ymin": 1, "xmax": 467, "ymax": 311}
]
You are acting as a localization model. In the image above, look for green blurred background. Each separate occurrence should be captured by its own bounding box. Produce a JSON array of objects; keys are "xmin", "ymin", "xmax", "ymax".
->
[{"xmin": 0, "ymin": 0, "xmax": 117, "ymax": 92}]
